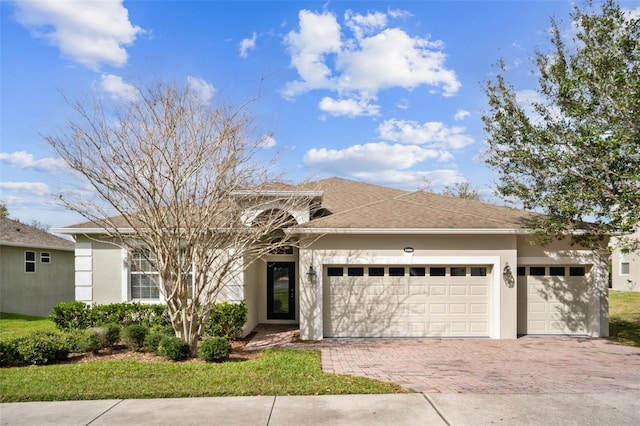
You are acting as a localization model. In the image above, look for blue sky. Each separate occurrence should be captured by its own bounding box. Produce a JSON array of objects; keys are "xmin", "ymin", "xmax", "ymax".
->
[{"xmin": 1, "ymin": 0, "xmax": 639, "ymax": 229}]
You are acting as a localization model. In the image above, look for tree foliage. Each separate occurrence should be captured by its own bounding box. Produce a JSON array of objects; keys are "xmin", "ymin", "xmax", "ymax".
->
[
  {"xmin": 47, "ymin": 80, "xmax": 306, "ymax": 355},
  {"xmin": 483, "ymin": 0, "xmax": 639, "ymax": 247}
]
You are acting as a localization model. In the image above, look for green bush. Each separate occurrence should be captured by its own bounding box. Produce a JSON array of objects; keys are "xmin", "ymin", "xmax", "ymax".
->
[
  {"xmin": 50, "ymin": 302, "xmax": 170, "ymax": 332},
  {"xmin": 15, "ymin": 331, "xmax": 69, "ymax": 365},
  {"xmin": 143, "ymin": 327, "xmax": 174, "ymax": 353},
  {"xmin": 50, "ymin": 301, "xmax": 92, "ymax": 331},
  {"xmin": 0, "ymin": 340, "xmax": 22, "ymax": 367},
  {"xmin": 120, "ymin": 325, "xmax": 149, "ymax": 351},
  {"xmin": 198, "ymin": 337, "xmax": 231, "ymax": 363},
  {"xmin": 157, "ymin": 336, "xmax": 190, "ymax": 361},
  {"xmin": 99, "ymin": 323, "xmax": 122, "ymax": 349},
  {"xmin": 75, "ymin": 329, "xmax": 101, "ymax": 354},
  {"xmin": 204, "ymin": 302, "xmax": 247, "ymax": 340}
]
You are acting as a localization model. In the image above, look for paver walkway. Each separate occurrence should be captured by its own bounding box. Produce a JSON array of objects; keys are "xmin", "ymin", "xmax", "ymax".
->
[{"xmin": 244, "ymin": 326, "xmax": 640, "ymax": 394}]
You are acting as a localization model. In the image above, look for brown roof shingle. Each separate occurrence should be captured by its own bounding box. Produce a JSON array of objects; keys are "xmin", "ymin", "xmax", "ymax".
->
[{"xmin": 0, "ymin": 217, "xmax": 74, "ymax": 250}]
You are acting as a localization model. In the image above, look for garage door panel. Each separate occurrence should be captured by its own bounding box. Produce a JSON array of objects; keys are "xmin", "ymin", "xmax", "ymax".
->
[
  {"xmin": 520, "ymin": 269, "xmax": 590, "ymax": 335},
  {"xmin": 324, "ymin": 265, "xmax": 491, "ymax": 338},
  {"xmin": 450, "ymin": 285, "xmax": 467, "ymax": 296}
]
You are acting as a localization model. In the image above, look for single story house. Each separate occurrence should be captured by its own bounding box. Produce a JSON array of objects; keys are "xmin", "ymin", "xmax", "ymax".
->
[
  {"xmin": 610, "ymin": 229, "xmax": 639, "ymax": 292},
  {"xmin": 54, "ymin": 177, "xmax": 609, "ymax": 339},
  {"xmin": 0, "ymin": 217, "xmax": 75, "ymax": 317}
]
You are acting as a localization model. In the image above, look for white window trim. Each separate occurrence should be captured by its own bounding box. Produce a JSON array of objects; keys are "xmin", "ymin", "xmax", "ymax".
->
[
  {"xmin": 40, "ymin": 252, "xmax": 51, "ymax": 263},
  {"xmin": 25, "ymin": 250, "xmax": 36, "ymax": 273}
]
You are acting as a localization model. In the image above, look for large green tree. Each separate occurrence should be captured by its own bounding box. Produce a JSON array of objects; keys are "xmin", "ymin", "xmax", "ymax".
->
[{"xmin": 483, "ymin": 0, "xmax": 639, "ymax": 247}]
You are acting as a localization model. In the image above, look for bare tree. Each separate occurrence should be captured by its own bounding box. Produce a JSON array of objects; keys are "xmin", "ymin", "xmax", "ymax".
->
[
  {"xmin": 441, "ymin": 180, "xmax": 481, "ymax": 201},
  {"xmin": 47, "ymin": 80, "xmax": 306, "ymax": 356}
]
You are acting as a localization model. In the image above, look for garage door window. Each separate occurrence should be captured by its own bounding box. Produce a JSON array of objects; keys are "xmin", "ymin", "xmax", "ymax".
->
[
  {"xmin": 327, "ymin": 267, "xmax": 343, "ymax": 277},
  {"xmin": 409, "ymin": 267, "xmax": 426, "ymax": 276},
  {"xmin": 389, "ymin": 267, "xmax": 405, "ymax": 276},
  {"xmin": 550, "ymin": 266, "xmax": 565, "ymax": 276},
  {"xmin": 471, "ymin": 267, "xmax": 487, "ymax": 276},
  {"xmin": 348, "ymin": 267, "xmax": 364, "ymax": 276},
  {"xmin": 368, "ymin": 267, "xmax": 384, "ymax": 276},
  {"xmin": 430, "ymin": 267, "xmax": 446, "ymax": 276},
  {"xmin": 530, "ymin": 267, "xmax": 546, "ymax": 276},
  {"xmin": 451, "ymin": 267, "xmax": 466, "ymax": 276},
  {"xmin": 569, "ymin": 267, "xmax": 586, "ymax": 276}
]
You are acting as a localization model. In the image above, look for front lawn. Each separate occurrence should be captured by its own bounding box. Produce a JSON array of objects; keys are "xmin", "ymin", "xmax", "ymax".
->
[
  {"xmin": 0, "ymin": 312, "xmax": 58, "ymax": 340},
  {"xmin": 0, "ymin": 349, "xmax": 405, "ymax": 402},
  {"xmin": 608, "ymin": 290, "xmax": 640, "ymax": 347}
]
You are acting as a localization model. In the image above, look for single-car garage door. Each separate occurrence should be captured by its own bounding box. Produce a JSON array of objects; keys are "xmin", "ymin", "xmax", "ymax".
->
[
  {"xmin": 323, "ymin": 265, "xmax": 491, "ymax": 338},
  {"xmin": 517, "ymin": 265, "xmax": 590, "ymax": 335}
]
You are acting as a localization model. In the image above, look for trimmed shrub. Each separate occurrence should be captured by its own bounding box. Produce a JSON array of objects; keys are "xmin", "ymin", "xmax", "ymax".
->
[
  {"xmin": 50, "ymin": 302, "xmax": 170, "ymax": 332},
  {"xmin": 120, "ymin": 324, "xmax": 149, "ymax": 351},
  {"xmin": 50, "ymin": 301, "xmax": 91, "ymax": 331},
  {"xmin": 157, "ymin": 336, "xmax": 190, "ymax": 361},
  {"xmin": 0, "ymin": 340, "xmax": 22, "ymax": 367},
  {"xmin": 143, "ymin": 327, "xmax": 174, "ymax": 353},
  {"xmin": 15, "ymin": 331, "xmax": 69, "ymax": 365},
  {"xmin": 198, "ymin": 337, "xmax": 231, "ymax": 363},
  {"xmin": 204, "ymin": 302, "xmax": 247, "ymax": 340},
  {"xmin": 99, "ymin": 323, "xmax": 122, "ymax": 349},
  {"xmin": 75, "ymin": 329, "xmax": 101, "ymax": 354}
]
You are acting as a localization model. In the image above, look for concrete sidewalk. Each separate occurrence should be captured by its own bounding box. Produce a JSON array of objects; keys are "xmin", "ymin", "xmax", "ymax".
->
[{"xmin": 2, "ymin": 393, "xmax": 639, "ymax": 426}]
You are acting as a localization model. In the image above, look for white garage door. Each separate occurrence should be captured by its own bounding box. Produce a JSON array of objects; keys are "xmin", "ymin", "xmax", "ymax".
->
[
  {"xmin": 517, "ymin": 265, "xmax": 590, "ymax": 335},
  {"xmin": 323, "ymin": 265, "xmax": 491, "ymax": 338}
]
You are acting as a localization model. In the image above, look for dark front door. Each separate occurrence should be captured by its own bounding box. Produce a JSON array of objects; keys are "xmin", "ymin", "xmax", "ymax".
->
[{"xmin": 267, "ymin": 262, "xmax": 295, "ymax": 320}]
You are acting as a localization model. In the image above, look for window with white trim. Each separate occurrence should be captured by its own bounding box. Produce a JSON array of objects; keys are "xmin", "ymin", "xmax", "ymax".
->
[
  {"xmin": 130, "ymin": 249, "xmax": 194, "ymax": 301},
  {"xmin": 621, "ymin": 252, "xmax": 630, "ymax": 275},
  {"xmin": 41, "ymin": 252, "xmax": 51, "ymax": 263},
  {"xmin": 25, "ymin": 251, "xmax": 36, "ymax": 273},
  {"xmin": 130, "ymin": 249, "xmax": 160, "ymax": 300}
]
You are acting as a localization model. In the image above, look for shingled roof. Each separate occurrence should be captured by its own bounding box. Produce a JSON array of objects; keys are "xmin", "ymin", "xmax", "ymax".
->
[
  {"xmin": 0, "ymin": 217, "xmax": 74, "ymax": 250},
  {"xmin": 59, "ymin": 177, "xmax": 534, "ymax": 234},
  {"xmin": 295, "ymin": 177, "xmax": 533, "ymax": 231}
]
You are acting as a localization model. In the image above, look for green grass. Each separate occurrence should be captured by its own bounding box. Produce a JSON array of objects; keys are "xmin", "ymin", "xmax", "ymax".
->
[
  {"xmin": 0, "ymin": 349, "xmax": 406, "ymax": 402},
  {"xmin": 0, "ymin": 312, "xmax": 58, "ymax": 340},
  {"xmin": 608, "ymin": 290, "xmax": 640, "ymax": 347}
]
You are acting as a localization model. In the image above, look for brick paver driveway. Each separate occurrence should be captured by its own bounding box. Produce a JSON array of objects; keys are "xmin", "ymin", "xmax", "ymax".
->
[{"xmin": 319, "ymin": 337, "xmax": 640, "ymax": 393}]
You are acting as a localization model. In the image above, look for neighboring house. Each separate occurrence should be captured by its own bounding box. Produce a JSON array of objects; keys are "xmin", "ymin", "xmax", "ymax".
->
[
  {"xmin": 53, "ymin": 177, "xmax": 610, "ymax": 339},
  {"xmin": 611, "ymin": 228, "xmax": 640, "ymax": 292},
  {"xmin": 0, "ymin": 217, "xmax": 75, "ymax": 317}
]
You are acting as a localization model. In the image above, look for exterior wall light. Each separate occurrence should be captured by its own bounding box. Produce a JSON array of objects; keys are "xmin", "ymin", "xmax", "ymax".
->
[
  {"xmin": 403, "ymin": 247, "xmax": 414, "ymax": 253},
  {"xmin": 503, "ymin": 262, "xmax": 515, "ymax": 288},
  {"xmin": 306, "ymin": 266, "xmax": 316, "ymax": 280}
]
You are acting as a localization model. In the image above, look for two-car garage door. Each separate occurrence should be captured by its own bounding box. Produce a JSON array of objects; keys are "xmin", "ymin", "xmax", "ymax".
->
[{"xmin": 323, "ymin": 265, "xmax": 491, "ymax": 338}]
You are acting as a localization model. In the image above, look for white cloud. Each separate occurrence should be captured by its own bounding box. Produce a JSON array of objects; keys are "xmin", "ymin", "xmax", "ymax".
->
[
  {"xmin": 377, "ymin": 119, "xmax": 474, "ymax": 149},
  {"xmin": 283, "ymin": 9, "xmax": 461, "ymax": 114},
  {"xmin": 187, "ymin": 76, "xmax": 216, "ymax": 104},
  {"xmin": 259, "ymin": 135, "xmax": 276, "ymax": 149},
  {"xmin": 239, "ymin": 32, "xmax": 257, "ymax": 58},
  {"xmin": 0, "ymin": 151, "xmax": 69, "ymax": 173},
  {"xmin": 318, "ymin": 96, "xmax": 380, "ymax": 117},
  {"xmin": 344, "ymin": 10, "xmax": 387, "ymax": 40},
  {"xmin": 353, "ymin": 168, "xmax": 465, "ymax": 189},
  {"xmin": 283, "ymin": 10, "xmax": 341, "ymax": 96},
  {"xmin": 12, "ymin": 0, "xmax": 143, "ymax": 70},
  {"xmin": 303, "ymin": 142, "xmax": 440, "ymax": 175},
  {"xmin": 0, "ymin": 181, "xmax": 51, "ymax": 196},
  {"xmin": 100, "ymin": 74, "xmax": 138, "ymax": 101},
  {"xmin": 454, "ymin": 109, "xmax": 470, "ymax": 121},
  {"xmin": 396, "ymin": 99, "xmax": 410, "ymax": 110},
  {"xmin": 626, "ymin": 7, "xmax": 640, "ymax": 19}
]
